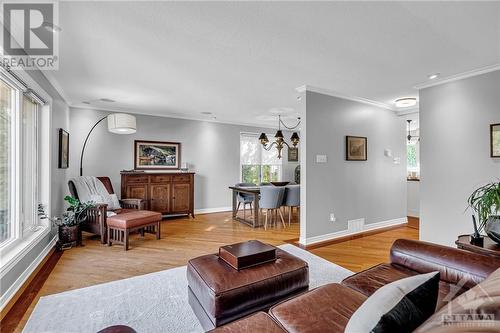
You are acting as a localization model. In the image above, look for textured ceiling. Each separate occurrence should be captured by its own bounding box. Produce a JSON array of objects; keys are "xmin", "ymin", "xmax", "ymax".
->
[{"xmin": 44, "ymin": 1, "xmax": 500, "ymax": 126}]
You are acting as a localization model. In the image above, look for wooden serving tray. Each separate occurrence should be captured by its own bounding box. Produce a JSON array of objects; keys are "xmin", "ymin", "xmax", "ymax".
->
[{"xmin": 219, "ymin": 240, "xmax": 277, "ymax": 270}]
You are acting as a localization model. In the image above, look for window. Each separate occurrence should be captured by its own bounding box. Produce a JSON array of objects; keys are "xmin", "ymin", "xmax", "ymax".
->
[
  {"xmin": 0, "ymin": 76, "xmax": 45, "ymax": 251},
  {"xmin": 407, "ymin": 139, "xmax": 420, "ymax": 179},
  {"xmin": 240, "ymin": 133, "xmax": 282, "ymax": 184}
]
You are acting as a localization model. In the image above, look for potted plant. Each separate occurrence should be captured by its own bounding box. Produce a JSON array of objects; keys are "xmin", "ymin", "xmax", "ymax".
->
[
  {"xmin": 468, "ymin": 181, "xmax": 500, "ymax": 245},
  {"xmin": 38, "ymin": 196, "xmax": 94, "ymax": 250}
]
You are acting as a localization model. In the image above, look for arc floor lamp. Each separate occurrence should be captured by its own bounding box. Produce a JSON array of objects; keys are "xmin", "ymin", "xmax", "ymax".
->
[{"xmin": 79, "ymin": 113, "xmax": 137, "ymax": 176}]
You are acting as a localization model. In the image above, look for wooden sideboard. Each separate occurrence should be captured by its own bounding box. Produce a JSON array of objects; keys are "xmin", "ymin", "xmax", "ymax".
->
[{"xmin": 121, "ymin": 172, "xmax": 195, "ymax": 217}]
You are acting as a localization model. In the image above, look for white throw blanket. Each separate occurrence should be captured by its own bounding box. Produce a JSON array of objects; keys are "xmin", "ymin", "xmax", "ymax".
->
[{"xmin": 70, "ymin": 176, "xmax": 120, "ymax": 210}]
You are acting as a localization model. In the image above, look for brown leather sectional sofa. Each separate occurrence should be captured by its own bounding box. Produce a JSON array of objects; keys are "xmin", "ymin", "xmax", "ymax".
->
[{"xmin": 211, "ymin": 239, "xmax": 500, "ymax": 332}]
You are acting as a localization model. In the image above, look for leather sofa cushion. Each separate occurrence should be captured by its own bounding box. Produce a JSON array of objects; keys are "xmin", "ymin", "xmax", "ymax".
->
[
  {"xmin": 187, "ymin": 249, "xmax": 308, "ymax": 324},
  {"xmin": 414, "ymin": 267, "xmax": 500, "ymax": 332},
  {"xmin": 390, "ymin": 239, "xmax": 500, "ymax": 289},
  {"xmin": 107, "ymin": 211, "xmax": 162, "ymax": 229},
  {"xmin": 341, "ymin": 263, "xmax": 468, "ymax": 309},
  {"xmin": 269, "ymin": 283, "xmax": 367, "ymax": 333},
  {"xmin": 208, "ymin": 312, "xmax": 286, "ymax": 333}
]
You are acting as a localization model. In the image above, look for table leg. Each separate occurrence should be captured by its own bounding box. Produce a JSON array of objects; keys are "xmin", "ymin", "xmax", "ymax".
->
[
  {"xmin": 232, "ymin": 190, "xmax": 237, "ymax": 219},
  {"xmin": 253, "ymin": 193, "xmax": 260, "ymax": 227}
]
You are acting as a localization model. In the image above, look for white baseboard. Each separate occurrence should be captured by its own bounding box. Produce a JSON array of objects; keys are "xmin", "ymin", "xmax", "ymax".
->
[
  {"xmin": 0, "ymin": 235, "xmax": 57, "ymax": 312},
  {"xmin": 194, "ymin": 206, "xmax": 232, "ymax": 215},
  {"xmin": 300, "ymin": 217, "xmax": 407, "ymax": 247}
]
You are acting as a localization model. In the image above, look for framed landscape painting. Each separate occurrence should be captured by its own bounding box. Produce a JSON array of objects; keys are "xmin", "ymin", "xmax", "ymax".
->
[
  {"xmin": 134, "ymin": 140, "xmax": 180, "ymax": 170},
  {"xmin": 491, "ymin": 123, "xmax": 500, "ymax": 158},
  {"xmin": 346, "ymin": 136, "xmax": 367, "ymax": 161},
  {"xmin": 58, "ymin": 129, "xmax": 69, "ymax": 169}
]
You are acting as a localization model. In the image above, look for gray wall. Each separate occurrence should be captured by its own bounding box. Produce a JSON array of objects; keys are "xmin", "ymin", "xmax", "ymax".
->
[
  {"xmin": 0, "ymin": 71, "xmax": 69, "ymax": 298},
  {"xmin": 69, "ymin": 108, "xmax": 299, "ymax": 211},
  {"xmin": 303, "ymin": 91, "xmax": 407, "ymax": 240},
  {"xmin": 419, "ymin": 70, "xmax": 500, "ymax": 246}
]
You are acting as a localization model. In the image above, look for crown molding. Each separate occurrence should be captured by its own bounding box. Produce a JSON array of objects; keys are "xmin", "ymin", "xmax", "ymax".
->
[
  {"xmin": 69, "ymin": 104, "xmax": 286, "ymax": 131},
  {"xmin": 296, "ymin": 84, "xmax": 396, "ymax": 111},
  {"xmin": 414, "ymin": 63, "xmax": 500, "ymax": 90}
]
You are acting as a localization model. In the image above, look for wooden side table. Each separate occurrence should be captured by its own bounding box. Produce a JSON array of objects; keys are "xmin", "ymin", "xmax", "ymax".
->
[{"xmin": 455, "ymin": 235, "xmax": 500, "ymax": 259}]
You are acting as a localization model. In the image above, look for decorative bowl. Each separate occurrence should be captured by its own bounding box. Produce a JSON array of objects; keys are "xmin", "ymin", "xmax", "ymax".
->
[{"xmin": 271, "ymin": 181, "xmax": 290, "ymax": 187}]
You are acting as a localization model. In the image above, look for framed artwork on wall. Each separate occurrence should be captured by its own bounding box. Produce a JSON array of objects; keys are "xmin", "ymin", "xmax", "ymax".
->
[
  {"xmin": 288, "ymin": 147, "xmax": 299, "ymax": 162},
  {"xmin": 491, "ymin": 123, "xmax": 500, "ymax": 158},
  {"xmin": 134, "ymin": 140, "xmax": 181, "ymax": 170},
  {"xmin": 346, "ymin": 136, "xmax": 367, "ymax": 161},
  {"xmin": 58, "ymin": 129, "xmax": 69, "ymax": 169}
]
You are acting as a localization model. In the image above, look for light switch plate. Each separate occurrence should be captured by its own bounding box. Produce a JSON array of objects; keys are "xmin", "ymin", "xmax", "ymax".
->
[{"xmin": 316, "ymin": 155, "xmax": 327, "ymax": 163}]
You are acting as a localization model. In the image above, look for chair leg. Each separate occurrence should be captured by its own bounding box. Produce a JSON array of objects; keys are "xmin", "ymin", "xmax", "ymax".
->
[
  {"xmin": 264, "ymin": 209, "xmax": 268, "ymax": 230},
  {"xmin": 288, "ymin": 206, "xmax": 291, "ymax": 226},
  {"xmin": 156, "ymin": 221, "xmax": 161, "ymax": 240},
  {"xmin": 107, "ymin": 226, "xmax": 112, "ymax": 246},
  {"xmin": 278, "ymin": 209, "xmax": 286, "ymax": 228},
  {"xmin": 243, "ymin": 203, "xmax": 246, "ymax": 220}
]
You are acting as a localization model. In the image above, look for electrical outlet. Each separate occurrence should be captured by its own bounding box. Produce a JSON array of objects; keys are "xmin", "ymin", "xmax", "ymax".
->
[{"xmin": 330, "ymin": 213, "xmax": 336, "ymax": 222}]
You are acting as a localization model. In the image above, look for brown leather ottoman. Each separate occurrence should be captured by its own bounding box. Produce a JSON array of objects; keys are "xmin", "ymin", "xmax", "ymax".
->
[
  {"xmin": 107, "ymin": 211, "xmax": 162, "ymax": 250},
  {"xmin": 187, "ymin": 248, "xmax": 309, "ymax": 330}
]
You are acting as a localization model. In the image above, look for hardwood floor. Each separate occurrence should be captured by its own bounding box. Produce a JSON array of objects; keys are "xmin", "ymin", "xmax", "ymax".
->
[{"xmin": 3, "ymin": 211, "xmax": 418, "ymax": 332}]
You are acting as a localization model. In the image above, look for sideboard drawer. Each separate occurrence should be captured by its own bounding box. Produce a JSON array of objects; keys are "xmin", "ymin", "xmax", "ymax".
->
[
  {"xmin": 126, "ymin": 175, "xmax": 149, "ymax": 183},
  {"xmin": 151, "ymin": 174, "xmax": 172, "ymax": 183},
  {"xmin": 172, "ymin": 174, "xmax": 190, "ymax": 182}
]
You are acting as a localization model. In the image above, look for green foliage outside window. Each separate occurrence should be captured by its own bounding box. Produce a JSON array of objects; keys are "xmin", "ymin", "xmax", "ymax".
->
[
  {"xmin": 242, "ymin": 165, "xmax": 279, "ymax": 184},
  {"xmin": 407, "ymin": 144, "xmax": 417, "ymax": 169}
]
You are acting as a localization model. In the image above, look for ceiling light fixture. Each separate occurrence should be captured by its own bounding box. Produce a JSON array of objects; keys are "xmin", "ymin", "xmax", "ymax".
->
[
  {"xmin": 395, "ymin": 97, "xmax": 417, "ymax": 108},
  {"xmin": 200, "ymin": 111, "xmax": 212, "ymax": 115},
  {"xmin": 259, "ymin": 115, "xmax": 300, "ymax": 159},
  {"xmin": 99, "ymin": 98, "xmax": 115, "ymax": 103},
  {"xmin": 428, "ymin": 73, "xmax": 440, "ymax": 80}
]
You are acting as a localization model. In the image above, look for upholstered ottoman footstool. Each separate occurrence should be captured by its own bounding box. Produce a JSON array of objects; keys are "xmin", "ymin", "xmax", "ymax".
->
[
  {"xmin": 187, "ymin": 248, "xmax": 309, "ymax": 330},
  {"xmin": 107, "ymin": 211, "xmax": 162, "ymax": 250}
]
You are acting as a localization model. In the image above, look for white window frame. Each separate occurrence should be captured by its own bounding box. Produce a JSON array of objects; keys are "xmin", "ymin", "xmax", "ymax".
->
[
  {"xmin": 239, "ymin": 132, "xmax": 283, "ymax": 183},
  {"xmin": 0, "ymin": 68, "xmax": 52, "ymax": 276}
]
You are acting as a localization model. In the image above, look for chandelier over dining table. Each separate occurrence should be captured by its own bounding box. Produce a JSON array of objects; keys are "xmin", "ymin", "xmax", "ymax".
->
[{"xmin": 259, "ymin": 115, "xmax": 300, "ymax": 159}]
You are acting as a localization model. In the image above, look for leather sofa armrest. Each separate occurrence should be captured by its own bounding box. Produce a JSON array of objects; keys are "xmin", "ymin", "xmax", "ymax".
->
[
  {"xmin": 390, "ymin": 239, "xmax": 500, "ymax": 289},
  {"xmin": 119, "ymin": 198, "xmax": 144, "ymax": 210}
]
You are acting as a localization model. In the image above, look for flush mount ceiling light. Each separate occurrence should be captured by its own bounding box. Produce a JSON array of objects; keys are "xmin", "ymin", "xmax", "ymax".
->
[
  {"xmin": 200, "ymin": 111, "xmax": 212, "ymax": 115},
  {"xmin": 81, "ymin": 98, "xmax": 116, "ymax": 105},
  {"xmin": 259, "ymin": 115, "xmax": 300, "ymax": 159},
  {"xmin": 428, "ymin": 73, "xmax": 440, "ymax": 80},
  {"xmin": 41, "ymin": 21, "xmax": 62, "ymax": 33},
  {"xmin": 395, "ymin": 97, "xmax": 417, "ymax": 108}
]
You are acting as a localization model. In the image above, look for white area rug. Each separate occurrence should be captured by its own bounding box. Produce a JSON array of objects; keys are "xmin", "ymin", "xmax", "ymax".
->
[{"xmin": 24, "ymin": 244, "xmax": 353, "ymax": 333}]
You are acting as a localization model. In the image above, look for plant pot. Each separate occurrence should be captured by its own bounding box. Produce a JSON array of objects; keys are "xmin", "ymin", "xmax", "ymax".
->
[
  {"xmin": 57, "ymin": 225, "xmax": 81, "ymax": 250},
  {"xmin": 485, "ymin": 215, "xmax": 500, "ymax": 245}
]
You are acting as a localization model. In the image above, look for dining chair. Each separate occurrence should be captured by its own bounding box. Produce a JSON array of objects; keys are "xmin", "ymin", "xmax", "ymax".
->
[
  {"xmin": 259, "ymin": 186, "xmax": 286, "ymax": 230},
  {"xmin": 283, "ymin": 185, "xmax": 300, "ymax": 226},
  {"xmin": 235, "ymin": 182, "xmax": 256, "ymax": 220}
]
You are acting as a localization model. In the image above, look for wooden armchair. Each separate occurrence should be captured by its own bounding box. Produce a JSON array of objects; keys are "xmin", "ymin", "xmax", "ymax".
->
[{"xmin": 68, "ymin": 176, "xmax": 145, "ymax": 244}]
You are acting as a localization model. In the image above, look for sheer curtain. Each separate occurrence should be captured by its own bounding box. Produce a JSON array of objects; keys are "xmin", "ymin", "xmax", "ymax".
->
[
  {"xmin": 0, "ymin": 80, "xmax": 13, "ymax": 244},
  {"xmin": 22, "ymin": 96, "xmax": 39, "ymax": 233}
]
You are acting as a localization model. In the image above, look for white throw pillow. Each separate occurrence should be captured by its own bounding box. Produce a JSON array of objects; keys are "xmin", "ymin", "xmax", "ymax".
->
[{"xmin": 345, "ymin": 271, "xmax": 440, "ymax": 333}]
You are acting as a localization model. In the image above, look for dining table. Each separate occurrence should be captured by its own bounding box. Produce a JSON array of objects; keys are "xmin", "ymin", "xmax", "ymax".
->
[{"xmin": 228, "ymin": 186, "xmax": 261, "ymax": 228}]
